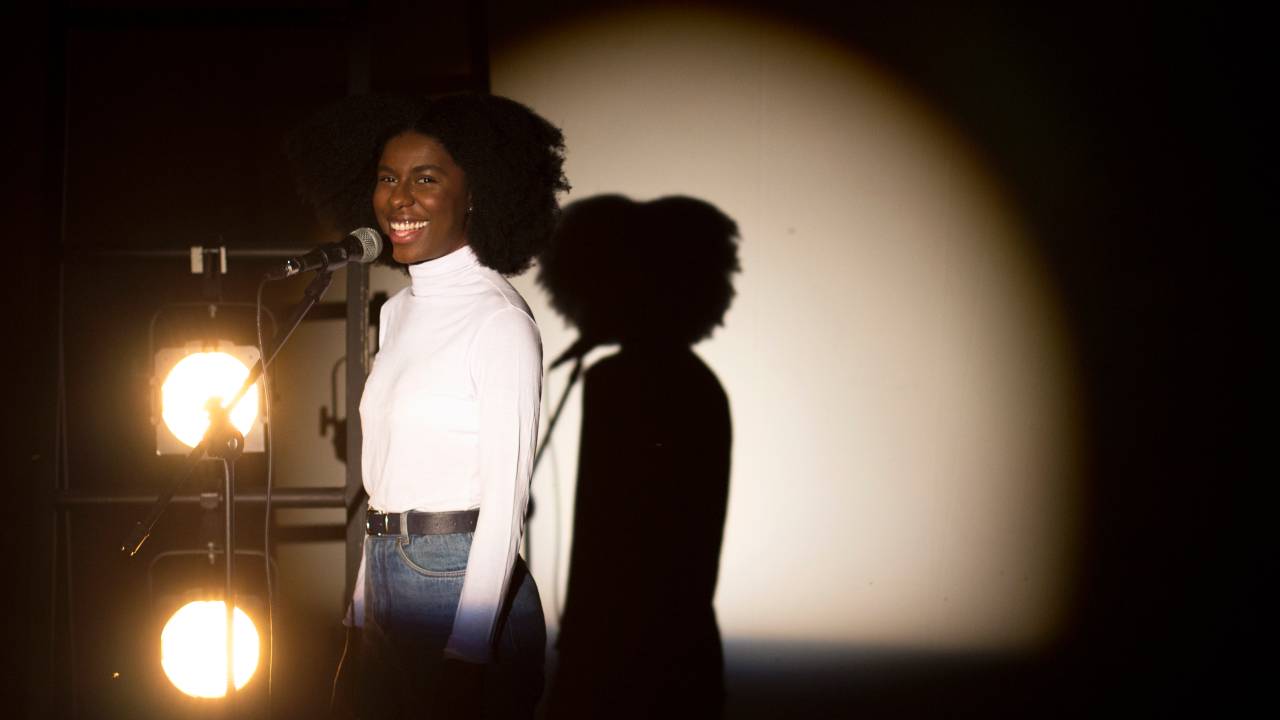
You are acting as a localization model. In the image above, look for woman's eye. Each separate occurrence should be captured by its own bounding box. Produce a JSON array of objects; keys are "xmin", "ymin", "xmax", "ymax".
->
[
  {"xmin": 415, "ymin": 176, "xmax": 436, "ymax": 184},
  {"xmin": 377, "ymin": 175, "xmax": 396, "ymax": 184}
]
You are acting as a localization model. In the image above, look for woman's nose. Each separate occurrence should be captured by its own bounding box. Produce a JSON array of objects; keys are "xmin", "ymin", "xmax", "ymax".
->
[{"xmin": 390, "ymin": 184, "xmax": 414, "ymax": 208}]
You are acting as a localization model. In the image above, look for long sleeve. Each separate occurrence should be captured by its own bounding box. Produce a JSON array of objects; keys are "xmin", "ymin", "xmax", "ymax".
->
[{"xmin": 443, "ymin": 306, "xmax": 542, "ymax": 662}]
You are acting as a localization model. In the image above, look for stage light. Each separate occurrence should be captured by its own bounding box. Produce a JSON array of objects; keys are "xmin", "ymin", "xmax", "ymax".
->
[
  {"xmin": 153, "ymin": 341, "xmax": 264, "ymax": 454},
  {"xmin": 160, "ymin": 600, "xmax": 260, "ymax": 698}
]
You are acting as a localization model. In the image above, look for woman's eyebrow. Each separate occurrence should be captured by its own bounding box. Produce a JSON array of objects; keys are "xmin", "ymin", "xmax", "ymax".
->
[{"xmin": 411, "ymin": 163, "xmax": 448, "ymax": 174}]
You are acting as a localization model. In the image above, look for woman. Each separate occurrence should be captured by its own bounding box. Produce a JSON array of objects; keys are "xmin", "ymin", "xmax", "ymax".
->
[{"xmin": 345, "ymin": 93, "xmax": 569, "ymax": 718}]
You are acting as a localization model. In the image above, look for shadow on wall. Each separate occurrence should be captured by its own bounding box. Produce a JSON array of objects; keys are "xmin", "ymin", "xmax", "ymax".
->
[{"xmin": 536, "ymin": 195, "xmax": 740, "ymax": 719}]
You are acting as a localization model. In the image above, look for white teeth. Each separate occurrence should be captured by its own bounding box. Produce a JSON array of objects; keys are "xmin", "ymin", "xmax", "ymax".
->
[{"xmin": 390, "ymin": 220, "xmax": 429, "ymax": 231}]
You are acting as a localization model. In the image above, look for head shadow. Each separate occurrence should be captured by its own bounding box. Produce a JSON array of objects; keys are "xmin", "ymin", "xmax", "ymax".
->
[{"xmin": 538, "ymin": 193, "xmax": 740, "ymax": 354}]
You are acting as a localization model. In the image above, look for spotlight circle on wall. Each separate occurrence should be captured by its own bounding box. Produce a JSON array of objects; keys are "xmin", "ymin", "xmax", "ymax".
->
[
  {"xmin": 160, "ymin": 600, "xmax": 260, "ymax": 698},
  {"xmin": 160, "ymin": 351, "xmax": 259, "ymax": 449},
  {"xmin": 494, "ymin": 6, "xmax": 1082, "ymax": 651}
]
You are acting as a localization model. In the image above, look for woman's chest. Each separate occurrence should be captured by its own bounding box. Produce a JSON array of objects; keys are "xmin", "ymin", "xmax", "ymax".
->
[{"xmin": 361, "ymin": 307, "xmax": 481, "ymax": 431}]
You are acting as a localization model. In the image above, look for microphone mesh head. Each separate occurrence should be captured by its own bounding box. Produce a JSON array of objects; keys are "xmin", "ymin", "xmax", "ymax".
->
[{"xmin": 350, "ymin": 227, "xmax": 383, "ymax": 263}]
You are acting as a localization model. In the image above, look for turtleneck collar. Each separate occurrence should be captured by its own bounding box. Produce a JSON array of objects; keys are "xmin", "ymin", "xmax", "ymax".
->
[{"xmin": 408, "ymin": 244, "xmax": 480, "ymax": 296}]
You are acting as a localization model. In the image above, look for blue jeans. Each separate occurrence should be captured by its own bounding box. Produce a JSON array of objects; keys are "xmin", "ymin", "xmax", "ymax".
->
[{"xmin": 360, "ymin": 532, "xmax": 545, "ymax": 719}]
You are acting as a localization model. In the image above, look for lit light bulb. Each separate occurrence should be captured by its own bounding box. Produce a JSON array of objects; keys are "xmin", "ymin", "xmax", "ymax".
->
[
  {"xmin": 160, "ymin": 600, "xmax": 260, "ymax": 698},
  {"xmin": 160, "ymin": 352, "xmax": 259, "ymax": 448}
]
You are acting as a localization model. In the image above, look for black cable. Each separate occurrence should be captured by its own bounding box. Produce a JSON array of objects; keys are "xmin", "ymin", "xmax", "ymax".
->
[
  {"xmin": 51, "ymin": 259, "xmax": 65, "ymax": 704},
  {"xmin": 252, "ymin": 268, "xmax": 331, "ymax": 715},
  {"xmin": 330, "ymin": 624, "xmax": 354, "ymax": 713},
  {"xmin": 256, "ymin": 277, "xmax": 275, "ymax": 717},
  {"xmin": 57, "ymin": 256, "xmax": 77, "ymax": 718},
  {"xmin": 49, "ymin": 498, "xmax": 58, "ymax": 696}
]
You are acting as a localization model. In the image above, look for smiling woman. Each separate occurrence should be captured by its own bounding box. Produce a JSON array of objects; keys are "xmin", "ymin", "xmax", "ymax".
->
[
  {"xmin": 308, "ymin": 93, "xmax": 570, "ymax": 719},
  {"xmin": 374, "ymin": 132, "xmax": 471, "ymax": 264},
  {"xmin": 374, "ymin": 93, "xmax": 571, "ymax": 275},
  {"xmin": 287, "ymin": 93, "xmax": 570, "ymax": 275}
]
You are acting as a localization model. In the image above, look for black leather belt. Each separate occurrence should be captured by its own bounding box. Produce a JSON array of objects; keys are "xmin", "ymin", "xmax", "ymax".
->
[{"xmin": 365, "ymin": 508, "xmax": 479, "ymax": 536}]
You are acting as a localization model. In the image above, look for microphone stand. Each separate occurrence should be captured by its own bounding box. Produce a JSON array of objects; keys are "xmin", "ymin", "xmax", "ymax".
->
[
  {"xmin": 526, "ymin": 355, "xmax": 585, "ymax": 569},
  {"xmin": 121, "ymin": 268, "xmax": 334, "ymax": 706}
]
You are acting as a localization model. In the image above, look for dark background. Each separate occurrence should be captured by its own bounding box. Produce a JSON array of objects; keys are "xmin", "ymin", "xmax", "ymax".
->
[{"xmin": 3, "ymin": 1, "xmax": 1261, "ymax": 717}]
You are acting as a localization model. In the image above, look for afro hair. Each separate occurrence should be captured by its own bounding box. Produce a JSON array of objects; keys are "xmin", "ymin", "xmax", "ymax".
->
[{"xmin": 287, "ymin": 92, "xmax": 569, "ymax": 275}]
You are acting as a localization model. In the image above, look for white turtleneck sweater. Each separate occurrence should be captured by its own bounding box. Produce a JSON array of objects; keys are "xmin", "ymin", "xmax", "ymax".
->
[{"xmin": 351, "ymin": 244, "xmax": 542, "ymax": 663}]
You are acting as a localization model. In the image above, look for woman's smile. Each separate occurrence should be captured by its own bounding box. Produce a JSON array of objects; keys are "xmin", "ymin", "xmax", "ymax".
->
[{"xmin": 388, "ymin": 218, "xmax": 431, "ymax": 245}]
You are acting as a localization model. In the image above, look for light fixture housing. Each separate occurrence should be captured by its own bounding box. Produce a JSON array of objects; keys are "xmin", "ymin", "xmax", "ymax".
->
[{"xmin": 153, "ymin": 340, "xmax": 265, "ymax": 455}]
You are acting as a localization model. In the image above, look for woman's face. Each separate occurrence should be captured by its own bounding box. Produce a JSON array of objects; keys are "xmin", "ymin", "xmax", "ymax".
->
[{"xmin": 373, "ymin": 131, "xmax": 470, "ymax": 264}]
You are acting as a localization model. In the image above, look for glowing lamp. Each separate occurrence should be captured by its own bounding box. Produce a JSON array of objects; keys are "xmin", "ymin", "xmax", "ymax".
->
[
  {"xmin": 160, "ymin": 600, "xmax": 260, "ymax": 698},
  {"xmin": 153, "ymin": 341, "xmax": 264, "ymax": 454}
]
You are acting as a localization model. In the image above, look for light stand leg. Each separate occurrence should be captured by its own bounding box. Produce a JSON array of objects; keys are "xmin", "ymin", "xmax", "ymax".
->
[
  {"xmin": 224, "ymin": 457, "xmax": 236, "ymax": 707},
  {"xmin": 209, "ymin": 419, "xmax": 245, "ymax": 711}
]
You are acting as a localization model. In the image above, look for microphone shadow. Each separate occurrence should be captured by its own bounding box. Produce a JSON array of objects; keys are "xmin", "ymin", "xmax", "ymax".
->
[{"xmin": 538, "ymin": 194, "xmax": 740, "ymax": 719}]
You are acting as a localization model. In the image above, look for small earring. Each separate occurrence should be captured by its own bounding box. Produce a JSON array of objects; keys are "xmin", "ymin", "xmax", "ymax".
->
[{"xmin": 467, "ymin": 204, "xmax": 474, "ymax": 214}]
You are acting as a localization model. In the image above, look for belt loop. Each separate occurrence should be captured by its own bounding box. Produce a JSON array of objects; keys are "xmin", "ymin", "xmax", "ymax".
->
[{"xmin": 399, "ymin": 511, "xmax": 409, "ymax": 538}]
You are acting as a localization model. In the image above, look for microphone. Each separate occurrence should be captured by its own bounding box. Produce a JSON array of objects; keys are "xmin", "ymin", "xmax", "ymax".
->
[{"xmin": 269, "ymin": 228, "xmax": 382, "ymax": 279}]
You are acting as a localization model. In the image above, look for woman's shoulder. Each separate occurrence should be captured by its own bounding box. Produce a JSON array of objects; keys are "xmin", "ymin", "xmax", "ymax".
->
[
  {"xmin": 472, "ymin": 266, "xmax": 536, "ymax": 326},
  {"xmin": 469, "ymin": 280, "xmax": 541, "ymax": 362}
]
